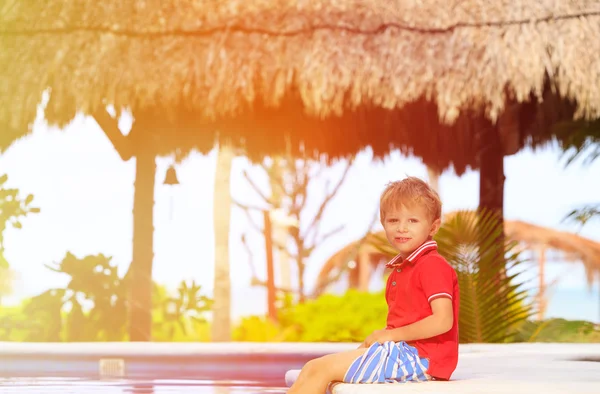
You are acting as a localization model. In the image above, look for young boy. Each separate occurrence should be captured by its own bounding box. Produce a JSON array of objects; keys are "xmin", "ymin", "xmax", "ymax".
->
[{"xmin": 287, "ymin": 177, "xmax": 459, "ymax": 393}]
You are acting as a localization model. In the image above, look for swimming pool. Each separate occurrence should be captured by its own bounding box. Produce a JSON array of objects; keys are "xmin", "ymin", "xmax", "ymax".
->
[
  {"xmin": 4, "ymin": 343, "xmax": 600, "ymax": 394},
  {"xmin": 0, "ymin": 377, "xmax": 288, "ymax": 394},
  {"xmin": 0, "ymin": 342, "xmax": 355, "ymax": 394}
]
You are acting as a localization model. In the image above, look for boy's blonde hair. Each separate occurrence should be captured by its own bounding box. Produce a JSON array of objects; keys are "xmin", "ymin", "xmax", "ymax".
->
[{"xmin": 380, "ymin": 177, "xmax": 442, "ymax": 222}]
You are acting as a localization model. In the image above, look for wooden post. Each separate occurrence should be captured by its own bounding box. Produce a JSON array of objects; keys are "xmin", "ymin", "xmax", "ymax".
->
[
  {"xmin": 212, "ymin": 142, "xmax": 234, "ymax": 342},
  {"xmin": 129, "ymin": 148, "xmax": 156, "ymax": 341},
  {"xmin": 537, "ymin": 246, "xmax": 546, "ymax": 321},
  {"xmin": 478, "ymin": 124, "xmax": 506, "ymax": 272},
  {"xmin": 263, "ymin": 210, "xmax": 277, "ymax": 321}
]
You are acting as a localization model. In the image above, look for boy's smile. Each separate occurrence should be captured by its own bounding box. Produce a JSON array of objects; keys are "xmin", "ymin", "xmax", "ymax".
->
[{"xmin": 383, "ymin": 203, "xmax": 440, "ymax": 258}]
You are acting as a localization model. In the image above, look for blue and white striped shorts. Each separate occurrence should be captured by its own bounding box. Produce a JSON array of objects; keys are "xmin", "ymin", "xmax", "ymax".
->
[{"xmin": 343, "ymin": 341, "xmax": 431, "ymax": 384}]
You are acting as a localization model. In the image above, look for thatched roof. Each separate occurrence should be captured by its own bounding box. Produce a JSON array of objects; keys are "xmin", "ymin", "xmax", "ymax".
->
[
  {"xmin": 504, "ymin": 220, "xmax": 600, "ymax": 286},
  {"xmin": 2, "ymin": 2, "xmax": 600, "ymax": 172},
  {"xmin": 315, "ymin": 219, "xmax": 600, "ymax": 295}
]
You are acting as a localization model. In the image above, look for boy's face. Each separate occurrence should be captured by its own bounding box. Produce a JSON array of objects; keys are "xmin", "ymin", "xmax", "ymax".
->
[{"xmin": 382, "ymin": 202, "xmax": 440, "ymax": 258}]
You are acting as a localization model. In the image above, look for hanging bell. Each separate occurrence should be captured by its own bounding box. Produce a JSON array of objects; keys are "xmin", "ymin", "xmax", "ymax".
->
[{"xmin": 163, "ymin": 165, "xmax": 180, "ymax": 185}]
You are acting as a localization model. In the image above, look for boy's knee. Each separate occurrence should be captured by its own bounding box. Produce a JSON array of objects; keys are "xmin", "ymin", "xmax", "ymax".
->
[{"xmin": 303, "ymin": 357, "xmax": 325, "ymax": 375}]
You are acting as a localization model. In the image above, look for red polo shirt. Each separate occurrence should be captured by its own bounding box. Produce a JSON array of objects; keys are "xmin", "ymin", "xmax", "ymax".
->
[{"xmin": 385, "ymin": 240, "xmax": 459, "ymax": 381}]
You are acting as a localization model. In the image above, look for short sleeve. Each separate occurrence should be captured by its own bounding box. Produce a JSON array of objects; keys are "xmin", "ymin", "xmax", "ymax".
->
[{"xmin": 417, "ymin": 256, "xmax": 456, "ymax": 303}]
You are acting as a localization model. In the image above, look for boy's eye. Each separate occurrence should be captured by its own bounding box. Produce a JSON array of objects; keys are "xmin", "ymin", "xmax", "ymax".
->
[{"xmin": 409, "ymin": 219, "xmax": 419, "ymax": 223}]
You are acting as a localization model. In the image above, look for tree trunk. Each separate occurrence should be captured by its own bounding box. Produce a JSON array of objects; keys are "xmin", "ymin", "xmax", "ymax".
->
[
  {"xmin": 263, "ymin": 210, "xmax": 277, "ymax": 321},
  {"xmin": 537, "ymin": 246, "xmax": 547, "ymax": 321},
  {"xmin": 212, "ymin": 143, "xmax": 234, "ymax": 342},
  {"xmin": 479, "ymin": 125, "xmax": 505, "ymax": 219},
  {"xmin": 478, "ymin": 124, "xmax": 506, "ymax": 273},
  {"xmin": 296, "ymin": 241, "xmax": 306, "ymax": 303},
  {"xmin": 269, "ymin": 158, "xmax": 292, "ymax": 293},
  {"xmin": 129, "ymin": 149, "xmax": 156, "ymax": 341}
]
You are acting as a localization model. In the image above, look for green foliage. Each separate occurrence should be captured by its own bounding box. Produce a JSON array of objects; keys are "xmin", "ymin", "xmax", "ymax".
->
[
  {"xmin": 152, "ymin": 280, "xmax": 213, "ymax": 342},
  {"xmin": 371, "ymin": 210, "xmax": 533, "ymax": 343},
  {"xmin": 43, "ymin": 253, "xmax": 129, "ymax": 341},
  {"xmin": 233, "ymin": 291, "xmax": 387, "ymax": 342},
  {"xmin": 279, "ymin": 290, "xmax": 387, "ymax": 342},
  {"xmin": 0, "ymin": 173, "xmax": 40, "ymax": 306},
  {"xmin": 0, "ymin": 290, "xmax": 64, "ymax": 341},
  {"xmin": 0, "ymin": 173, "xmax": 40, "ymax": 269},
  {"xmin": 22, "ymin": 289, "xmax": 66, "ymax": 341},
  {"xmin": 0, "ymin": 305, "xmax": 31, "ymax": 341},
  {"xmin": 0, "ymin": 252, "xmax": 213, "ymax": 342},
  {"xmin": 233, "ymin": 316, "xmax": 282, "ymax": 342},
  {"xmin": 512, "ymin": 318, "xmax": 600, "ymax": 343},
  {"xmin": 1, "ymin": 253, "xmax": 132, "ymax": 342},
  {"xmin": 0, "ymin": 267, "xmax": 16, "ymax": 306}
]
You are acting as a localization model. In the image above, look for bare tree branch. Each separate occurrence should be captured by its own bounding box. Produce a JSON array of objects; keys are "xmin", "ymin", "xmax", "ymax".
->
[
  {"xmin": 233, "ymin": 199, "xmax": 288, "ymax": 252},
  {"xmin": 242, "ymin": 169, "xmax": 273, "ymax": 206},
  {"xmin": 306, "ymin": 224, "xmax": 345, "ymax": 255},
  {"xmin": 261, "ymin": 160, "xmax": 287, "ymax": 206},
  {"xmin": 310, "ymin": 207, "xmax": 379, "ymax": 298},
  {"xmin": 233, "ymin": 201, "xmax": 264, "ymax": 234},
  {"xmin": 92, "ymin": 109, "xmax": 133, "ymax": 161},
  {"xmin": 236, "ymin": 153, "xmax": 355, "ymax": 303},
  {"xmin": 232, "ymin": 199, "xmax": 269, "ymax": 213},
  {"xmin": 305, "ymin": 160, "xmax": 353, "ymax": 245},
  {"xmin": 250, "ymin": 278, "xmax": 297, "ymax": 294},
  {"xmin": 288, "ymin": 158, "xmax": 311, "ymax": 218},
  {"xmin": 240, "ymin": 233, "xmax": 257, "ymax": 279}
]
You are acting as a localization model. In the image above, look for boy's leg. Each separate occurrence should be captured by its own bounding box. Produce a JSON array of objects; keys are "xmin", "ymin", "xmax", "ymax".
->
[{"xmin": 288, "ymin": 348, "xmax": 366, "ymax": 394}]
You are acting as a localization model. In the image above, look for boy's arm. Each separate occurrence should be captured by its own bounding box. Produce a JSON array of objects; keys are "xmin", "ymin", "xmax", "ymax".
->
[{"xmin": 385, "ymin": 298, "xmax": 453, "ymax": 342}]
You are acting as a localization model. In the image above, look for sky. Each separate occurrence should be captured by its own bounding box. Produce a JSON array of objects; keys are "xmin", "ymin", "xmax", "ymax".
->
[{"xmin": 1, "ymin": 114, "xmax": 599, "ymax": 324}]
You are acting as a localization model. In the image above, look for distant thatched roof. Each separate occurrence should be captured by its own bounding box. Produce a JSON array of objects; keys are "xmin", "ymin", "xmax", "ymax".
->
[
  {"xmin": 504, "ymin": 220, "xmax": 600, "ymax": 286},
  {"xmin": 2, "ymin": 2, "xmax": 600, "ymax": 171},
  {"xmin": 315, "ymin": 219, "xmax": 600, "ymax": 295}
]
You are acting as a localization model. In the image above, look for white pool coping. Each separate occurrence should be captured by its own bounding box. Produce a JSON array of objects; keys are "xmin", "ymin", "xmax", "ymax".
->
[{"xmin": 331, "ymin": 343, "xmax": 600, "ymax": 394}]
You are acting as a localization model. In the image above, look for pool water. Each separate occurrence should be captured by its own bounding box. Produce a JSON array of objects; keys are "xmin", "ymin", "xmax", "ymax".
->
[{"xmin": 0, "ymin": 378, "xmax": 289, "ymax": 394}]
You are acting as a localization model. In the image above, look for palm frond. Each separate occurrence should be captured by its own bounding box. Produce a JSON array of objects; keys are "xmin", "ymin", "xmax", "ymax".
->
[
  {"xmin": 563, "ymin": 204, "xmax": 600, "ymax": 228},
  {"xmin": 553, "ymin": 119, "xmax": 600, "ymax": 166},
  {"xmin": 436, "ymin": 210, "xmax": 533, "ymax": 343}
]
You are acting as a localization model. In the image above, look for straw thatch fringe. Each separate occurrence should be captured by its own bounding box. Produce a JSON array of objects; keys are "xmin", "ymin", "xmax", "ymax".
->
[{"xmin": 2, "ymin": 1, "xmax": 600, "ymax": 169}]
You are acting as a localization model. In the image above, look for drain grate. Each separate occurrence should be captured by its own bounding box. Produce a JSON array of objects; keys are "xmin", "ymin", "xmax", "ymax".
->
[{"xmin": 99, "ymin": 358, "xmax": 125, "ymax": 378}]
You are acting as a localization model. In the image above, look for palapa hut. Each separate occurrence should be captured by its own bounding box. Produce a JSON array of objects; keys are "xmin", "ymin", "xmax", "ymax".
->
[
  {"xmin": 314, "ymin": 218, "xmax": 600, "ymax": 320},
  {"xmin": 2, "ymin": 1, "xmax": 600, "ymax": 339}
]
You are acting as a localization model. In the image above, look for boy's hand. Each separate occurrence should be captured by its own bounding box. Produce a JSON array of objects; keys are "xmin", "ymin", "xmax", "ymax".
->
[{"xmin": 363, "ymin": 329, "xmax": 393, "ymax": 347}]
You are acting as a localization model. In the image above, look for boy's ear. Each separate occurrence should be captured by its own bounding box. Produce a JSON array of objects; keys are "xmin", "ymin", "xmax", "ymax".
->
[{"xmin": 430, "ymin": 218, "xmax": 442, "ymax": 236}]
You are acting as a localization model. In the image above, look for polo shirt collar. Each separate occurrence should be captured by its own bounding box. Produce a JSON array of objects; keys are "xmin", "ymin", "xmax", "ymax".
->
[{"xmin": 385, "ymin": 240, "xmax": 438, "ymax": 268}]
